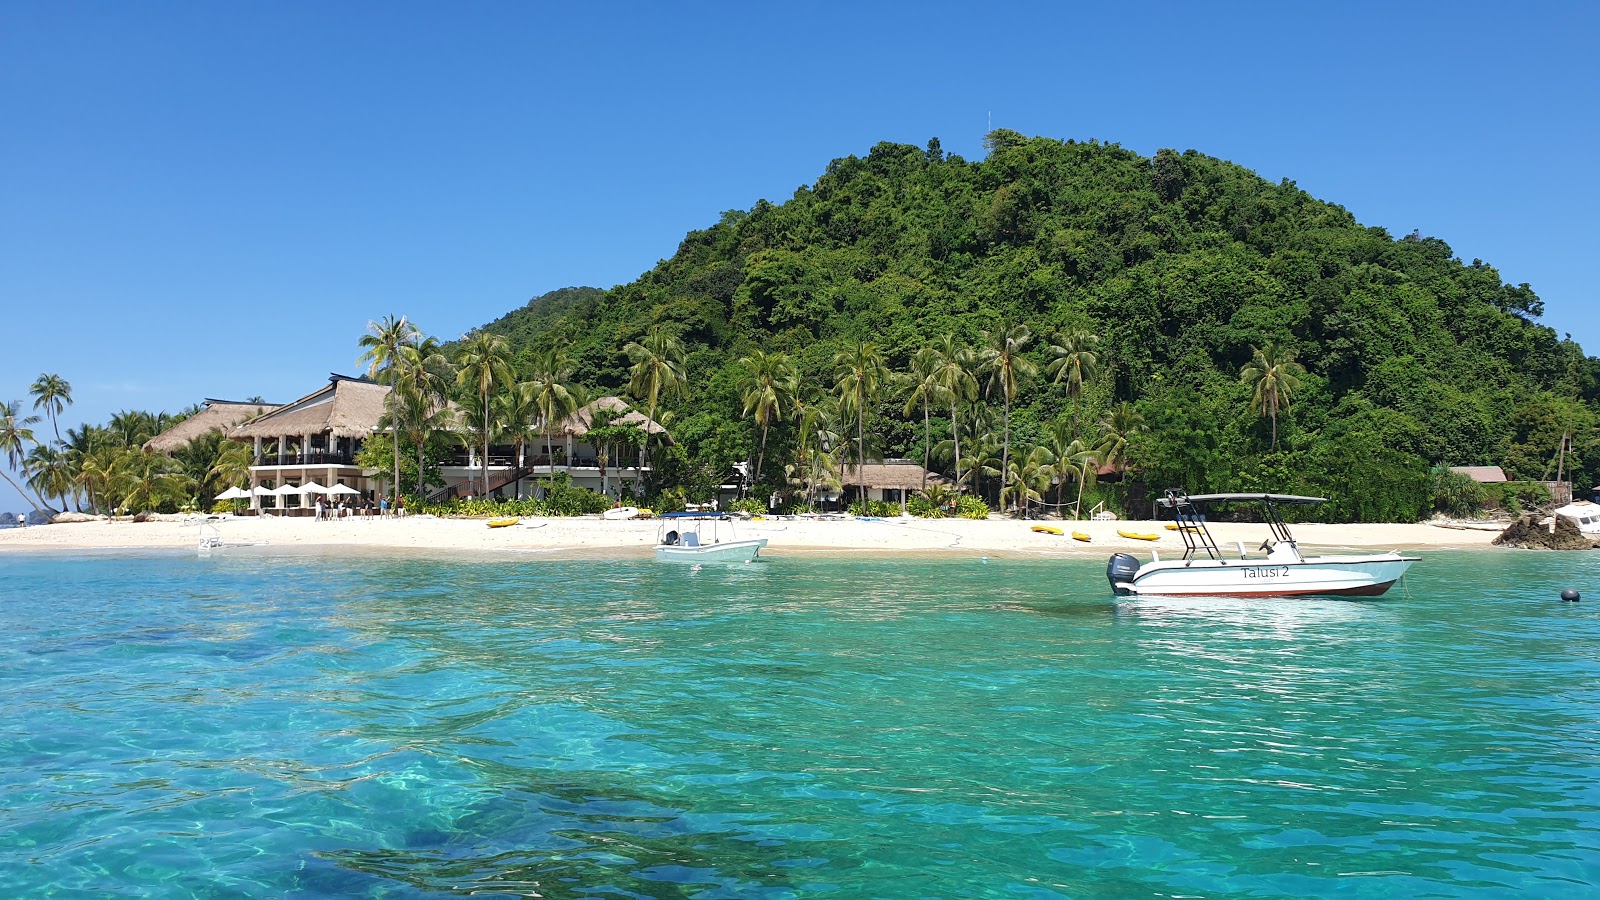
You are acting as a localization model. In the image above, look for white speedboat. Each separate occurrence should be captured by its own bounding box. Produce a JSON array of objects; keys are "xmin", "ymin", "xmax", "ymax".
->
[
  {"xmin": 656, "ymin": 512, "xmax": 768, "ymax": 563},
  {"xmin": 1106, "ymin": 491, "xmax": 1418, "ymax": 597},
  {"xmin": 1553, "ymin": 501, "xmax": 1600, "ymax": 536}
]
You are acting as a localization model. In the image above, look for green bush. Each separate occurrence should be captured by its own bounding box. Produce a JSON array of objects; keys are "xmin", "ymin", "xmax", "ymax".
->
[
  {"xmin": 1432, "ymin": 469, "xmax": 1488, "ymax": 517},
  {"xmin": 848, "ymin": 499, "xmax": 899, "ymax": 517},
  {"xmin": 1486, "ymin": 480, "xmax": 1551, "ymax": 512},
  {"xmin": 725, "ymin": 498, "xmax": 768, "ymax": 516},
  {"xmin": 906, "ymin": 495, "xmax": 942, "ymax": 518},
  {"xmin": 956, "ymin": 496, "xmax": 990, "ymax": 519}
]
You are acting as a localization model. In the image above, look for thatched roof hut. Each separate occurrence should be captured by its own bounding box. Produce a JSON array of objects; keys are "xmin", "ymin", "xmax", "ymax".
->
[
  {"xmin": 557, "ymin": 397, "xmax": 672, "ymax": 442},
  {"xmin": 142, "ymin": 400, "xmax": 278, "ymax": 454},
  {"xmin": 231, "ymin": 375, "xmax": 390, "ymax": 440},
  {"xmin": 840, "ymin": 460, "xmax": 943, "ymax": 490}
]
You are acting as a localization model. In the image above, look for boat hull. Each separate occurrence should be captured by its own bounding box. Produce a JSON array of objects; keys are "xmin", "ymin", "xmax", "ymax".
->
[
  {"xmin": 1114, "ymin": 554, "xmax": 1418, "ymax": 598},
  {"xmin": 655, "ymin": 538, "xmax": 768, "ymax": 563}
]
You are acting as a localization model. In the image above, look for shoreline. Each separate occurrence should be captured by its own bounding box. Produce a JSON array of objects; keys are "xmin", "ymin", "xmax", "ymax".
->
[{"xmin": 0, "ymin": 514, "xmax": 1503, "ymax": 558}]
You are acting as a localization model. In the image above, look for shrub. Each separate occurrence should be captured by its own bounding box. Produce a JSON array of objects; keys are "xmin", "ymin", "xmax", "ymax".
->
[
  {"xmin": 725, "ymin": 498, "xmax": 768, "ymax": 516},
  {"xmin": 906, "ymin": 495, "xmax": 941, "ymax": 518},
  {"xmin": 848, "ymin": 499, "xmax": 898, "ymax": 517},
  {"xmin": 956, "ymin": 496, "xmax": 990, "ymax": 519},
  {"xmin": 1432, "ymin": 469, "xmax": 1487, "ymax": 517}
]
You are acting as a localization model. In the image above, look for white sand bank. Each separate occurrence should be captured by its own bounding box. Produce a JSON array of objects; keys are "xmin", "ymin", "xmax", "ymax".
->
[{"xmin": 0, "ymin": 513, "xmax": 1500, "ymax": 558}]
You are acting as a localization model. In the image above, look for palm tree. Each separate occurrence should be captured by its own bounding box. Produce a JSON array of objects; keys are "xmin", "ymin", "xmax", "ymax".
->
[
  {"xmin": 1241, "ymin": 343, "xmax": 1306, "ymax": 450},
  {"xmin": 455, "ymin": 331, "xmax": 515, "ymax": 498},
  {"xmin": 901, "ymin": 347, "xmax": 950, "ymax": 493},
  {"xmin": 980, "ymin": 323, "xmax": 1037, "ymax": 514},
  {"xmin": 930, "ymin": 336, "xmax": 977, "ymax": 492},
  {"xmin": 393, "ymin": 335, "xmax": 454, "ymax": 497},
  {"xmin": 832, "ymin": 341, "xmax": 889, "ymax": 506},
  {"xmin": 1, "ymin": 400, "xmax": 50, "ymax": 513},
  {"xmin": 528, "ymin": 347, "xmax": 578, "ymax": 490},
  {"xmin": 358, "ymin": 314, "xmax": 419, "ymax": 504},
  {"xmin": 738, "ymin": 349, "xmax": 799, "ymax": 488},
  {"xmin": 78, "ymin": 445, "xmax": 122, "ymax": 515},
  {"xmin": 24, "ymin": 443, "xmax": 73, "ymax": 514},
  {"xmin": 1045, "ymin": 331, "xmax": 1100, "ymax": 435},
  {"xmin": 115, "ymin": 450, "xmax": 195, "ymax": 514},
  {"xmin": 623, "ymin": 326, "xmax": 688, "ymax": 479},
  {"xmin": 1096, "ymin": 401, "xmax": 1147, "ymax": 474},
  {"xmin": 494, "ymin": 381, "xmax": 540, "ymax": 499},
  {"xmin": 29, "ymin": 374, "xmax": 72, "ymax": 444},
  {"xmin": 791, "ymin": 393, "xmax": 842, "ymax": 512}
]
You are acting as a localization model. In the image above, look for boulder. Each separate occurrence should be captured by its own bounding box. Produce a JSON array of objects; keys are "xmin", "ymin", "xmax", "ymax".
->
[
  {"xmin": 52, "ymin": 511, "xmax": 101, "ymax": 523},
  {"xmin": 1492, "ymin": 513, "xmax": 1599, "ymax": 550}
]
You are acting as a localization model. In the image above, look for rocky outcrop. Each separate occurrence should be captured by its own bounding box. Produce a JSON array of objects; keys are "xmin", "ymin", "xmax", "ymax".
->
[
  {"xmin": 1493, "ymin": 513, "xmax": 1599, "ymax": 550},
  {"xmin": 52, "ymin": 512, "xmax": 103, "ymax": 523}
]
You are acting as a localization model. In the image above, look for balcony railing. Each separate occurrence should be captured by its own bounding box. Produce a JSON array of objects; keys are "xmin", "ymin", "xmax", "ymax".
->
[{"xmin": 254, "ymin": 451, "xmax": 358, "ymax": 467}]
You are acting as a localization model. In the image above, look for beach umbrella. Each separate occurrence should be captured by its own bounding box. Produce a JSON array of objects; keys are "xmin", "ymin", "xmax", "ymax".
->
[
  {"xmin": 214, "ymin": 486, "xmax": 250, "ymax": 501},
  {"xmin": 251, "ymin": 485, "xmax": 276, "ymax": 497},
  {"xmin": 299, "ymin": 480, "xmax": 329, "ymax": 494},
  {"xmin": 326, "ymin": 483, "xmax": 360, "ymax": 496}
]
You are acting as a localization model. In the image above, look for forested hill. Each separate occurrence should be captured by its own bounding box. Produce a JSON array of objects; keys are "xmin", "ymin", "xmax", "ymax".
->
[{"xmin": 478, "ymin": 131, "xmax": 1598, "ymax": 512}]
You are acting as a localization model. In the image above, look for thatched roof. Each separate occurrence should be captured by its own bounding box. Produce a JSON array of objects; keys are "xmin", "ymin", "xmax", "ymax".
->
[
  {"xmin": 231, "ymin": 375, "xmax": 390, "ymax": 440},
  {"xmin": 558, "ymin": 397, "xmax": 671, "ymax": 442},
  {"xmin": 1449, "ymin": 465, "xmax": 1508, "ymax": 484},
  {"xmin": 143, "ymin": 401, "xmax": 278, "ymax": 453},
  {"xmin": 841, "ymin": 461, "xmax": 944, "ymax": 490}
]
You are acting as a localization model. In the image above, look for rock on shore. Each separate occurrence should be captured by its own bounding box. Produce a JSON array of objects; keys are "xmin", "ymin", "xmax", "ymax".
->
[{"xmin": 1492, "ymin": 513, "xmax": 1598, "ymax": 550}]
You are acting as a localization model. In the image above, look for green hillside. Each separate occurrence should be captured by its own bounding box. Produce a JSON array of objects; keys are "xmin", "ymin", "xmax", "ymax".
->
[{"xmin": 477, "ymin": 132, "xmax": 1597, "ymax": 519}]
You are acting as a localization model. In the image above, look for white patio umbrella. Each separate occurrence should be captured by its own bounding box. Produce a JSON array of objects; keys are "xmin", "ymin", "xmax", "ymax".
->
[
  {"xmin": 326, "ymin": 483, "xmax": 361, "ymax": 496},
  {"xmin": 250, "ymin": 485, "xmax": 276, "ymax": 497},
  {"xmin": 214, "ymin": 486, "xmax": 251, "ymax": 501},
  {"xmin": 298, "ymin": 480, "xmax": 330, "ymax": 494}
]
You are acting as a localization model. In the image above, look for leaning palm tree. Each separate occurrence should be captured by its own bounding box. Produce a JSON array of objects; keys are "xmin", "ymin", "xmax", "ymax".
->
[
  {"xmin": 623, "ymin": 326, "xmax": 688, "ymax": 478},
  {"xmin": 24, "ymin": 443, "xmax": 74, "ymax": 514},
  {"xmin": 1045, "ymin": 331, "xmax": 1100, "ymax": 435},
  {"xmin": 832, "ymin": 341, "xmax": 889, "ymax": 506},
  {"xmin": 930, "ymin": 336, "xmax": 978, "ymax": 492},
  {"xmin": 1240, "ymin": 343, "xmax": 1306, "ymax": 450},
  {"xmin": 738, "ymin": 349, "xmax": 799, "ymax": 488},
  {"xmin": 1, "ymin": 400, "xmax": 50, "ymax": 513},
  {"xmin": 455, "ymin": 331, "xmax": 515, "ymax": 498},
  {"xmin": 979, "ymin": 323, "xmax": 1037, "ymax": 514},
  {"xmin": 902, "ymin": 346, "xmax": 951, "ymax": 493},
  {"xmin": 29, "ymin": 373, "xmax": 73, "ymax": 444},
  {"xmin": 527, "ymin": 347, "xmax": 578, "ymax": 490},
  {"xmin": 358, "ymin": 314, "xmax": 420, "ymax": 504}
]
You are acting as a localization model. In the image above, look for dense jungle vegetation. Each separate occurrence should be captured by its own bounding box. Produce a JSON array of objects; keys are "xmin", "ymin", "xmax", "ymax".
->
[{"xmin": 472, "ymin": 132, "xmax": 1598, "ymax": 521}]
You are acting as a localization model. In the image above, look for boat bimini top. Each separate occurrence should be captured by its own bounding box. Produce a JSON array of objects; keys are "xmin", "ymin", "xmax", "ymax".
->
[{"xmin": 1158, "ymin": 490, "xmax": 1327, "ymax": 562}]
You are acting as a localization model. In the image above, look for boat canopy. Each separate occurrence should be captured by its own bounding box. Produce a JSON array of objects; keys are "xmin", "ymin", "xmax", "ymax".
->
[
  {"xmin": 658, "ymin": 511, "xmax": 730, "ymax": 519},
  {"xmin": 1177, "ymin": 493, "xmax": 1327, "ymax": 505}
]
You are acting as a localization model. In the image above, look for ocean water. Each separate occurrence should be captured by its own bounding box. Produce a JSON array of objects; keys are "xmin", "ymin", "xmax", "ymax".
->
[{"xmin": 1, "ymin": 548, "xmax": 1597, "ymax": 898}]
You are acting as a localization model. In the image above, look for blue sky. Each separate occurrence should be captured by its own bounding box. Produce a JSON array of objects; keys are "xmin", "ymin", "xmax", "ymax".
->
[{"xmin": 2, "ymin": 1, "xmax": 1596, "ymax": 513}]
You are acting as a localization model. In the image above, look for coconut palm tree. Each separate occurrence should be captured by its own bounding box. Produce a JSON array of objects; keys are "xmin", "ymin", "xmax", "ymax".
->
[
  {"xmin": 455, "ymin": 331, "xmax": 515, "ymax": 498},
  {"xmin": 24, "ymin": 443, "xmax": 73, "ymax": 514},
  {"xmin": 1, "ymin": 400, "xmax": 50, "ymax": 513},
  {"xmin": 358, "ymin": 314, "xmax": 419, "ymax": 504},
  {"xmin": 980, "ymin": 323, "xmax": 1037, "ymax": 514},
  {"xmin": 392, "ymin": 335, "xmax": 454, "ymax": 497},
  {"xmin": 738, "ymin": 349, "xmax": 799, "ymax": 488},
  {"xmin": 623, "ymin": 326, "xmax": 687, "ymax": 479},
  {"xmin": 494, "ymin": 381, "xmax": 540, "ymax": 500},
  {"xmin": 527, "ymin": 347, "xmax": 578, "ymax": 491},
  {"xmin": 1045, "ymin": 331, "xmax": 1100, "ymax": 435},
  {"xmin": 1096, "ymin": 402, "xmax": 1147, "ymax": 475},
  {"xmin": 832, "ymin": 341, "xmax": 889, "ymax": 506},
  {"xmin": 115, "ymin": 450, "xmax": 194, "ymax": 514},
  {"xmin": 790, "ymin": 393, "xmax": 842, "ymax": 512},
  {"xmin": 1241, "ymin": 343, "xmax": 1306, "ymax": 450},
  {"xmin": 901, "ymin": 346, "xmax": 951, "ymax": 493},
  {"xmin": 930, "ymin": 336, "xmax": 978, "ymax": 492},
  {"xmin": 29, "ymin": 374, "xmax": 72, "ymax": 444}
]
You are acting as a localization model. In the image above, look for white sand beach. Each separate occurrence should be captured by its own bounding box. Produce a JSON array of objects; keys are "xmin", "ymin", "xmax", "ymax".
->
[{"xmin": 0, "ymin": 513, "xmax": 1501, "ymax": 557}]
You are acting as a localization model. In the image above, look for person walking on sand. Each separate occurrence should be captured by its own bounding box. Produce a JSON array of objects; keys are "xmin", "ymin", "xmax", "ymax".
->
[
  {"xmin": 397, "ymin": 496, "xmax": 406, "ymax": 518},
  {"xmin": 380, "ymin": 497, "xmax": 389, "ymax": 518}
]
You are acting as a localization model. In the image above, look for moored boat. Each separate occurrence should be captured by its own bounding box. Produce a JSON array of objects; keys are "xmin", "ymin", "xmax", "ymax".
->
[
  {"xmin": 656, "ymin": 512, "xmax": 768, "ymax": 563},
  {"xmin": 1107, "ymin": 490, "xmax": 1418, "ymax": 598}
]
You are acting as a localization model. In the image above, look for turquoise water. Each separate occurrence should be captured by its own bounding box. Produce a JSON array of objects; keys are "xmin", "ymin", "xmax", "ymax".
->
[{"xmin": 2, "ymin": 549, "xmax": 1597, "ymax": 898}]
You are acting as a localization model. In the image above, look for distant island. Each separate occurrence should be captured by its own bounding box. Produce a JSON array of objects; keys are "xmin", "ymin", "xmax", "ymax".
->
[{"xmin": 7, "ymin": 132, "xmax": 1594, "ymax": 523}]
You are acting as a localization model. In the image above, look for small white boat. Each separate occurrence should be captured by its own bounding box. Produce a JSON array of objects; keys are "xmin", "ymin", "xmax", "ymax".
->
[
  {"xmin": 1107, "ymin": 491, "xmax": 1418, "ymax": 598},
  {"xmin": 1553, "ymin": 501, "xmax": 1600, "ymax": 536},
  {"xmin": 603, "ymin": 506, "xmax": 640, "ymax": 521},
  {"xmin": 656, "ymin": 512, "xmax": 767, "ymax": 563}
]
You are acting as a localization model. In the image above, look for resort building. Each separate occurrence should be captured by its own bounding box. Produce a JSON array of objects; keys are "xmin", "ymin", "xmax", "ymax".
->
[
  {"xmin": 226, "ymin": 374, "xmax": 671, "ymax": 511},
  {"xmin": 429, "ymin": 396, "xmax": 670, "ymax": 501},
  {"xmin": 837, "ymin": 460, "xmax": 943, "ymax": 507},
  {"xmin": 142, "ymin": 399, "xmax": 279, "ymax": 455},
  {"xmin": 230, "ymin": 375, "xmax": 390, "ymax": 513}
]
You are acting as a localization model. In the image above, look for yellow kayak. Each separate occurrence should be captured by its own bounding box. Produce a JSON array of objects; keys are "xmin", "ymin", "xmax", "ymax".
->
[
  {"xmin": 1163, "ymin": 523, "xmax": 1202, "ymax": 532},
  {"xmin": 487, "ymin": 517, "xmax": 520, "ymax": 528},
  {"xmin": 1072, "ymin": 531, "xmax": 1091, "ymax": 542},
  {"xmin": 1118, "ymin": 529, "xmax": 1160, "ymax": 541},
  {"xmin": 1031, "ymin": 525, "xmax": 1063, "ymax": 535}
]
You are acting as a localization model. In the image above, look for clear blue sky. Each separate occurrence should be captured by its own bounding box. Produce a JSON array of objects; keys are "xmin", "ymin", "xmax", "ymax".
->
[{"xmin": 3, "ymin": 1, "xmax": 1596, "ymax": 513}]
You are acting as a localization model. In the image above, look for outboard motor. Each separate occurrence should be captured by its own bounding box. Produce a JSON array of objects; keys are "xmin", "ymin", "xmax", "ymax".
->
[{"xmin": 1106, "ymin": 553, "xmax": 1140, "ymax": 595}]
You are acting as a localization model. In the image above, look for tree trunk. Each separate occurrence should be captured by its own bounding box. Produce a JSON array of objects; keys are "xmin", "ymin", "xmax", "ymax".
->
[
  {"xmin": 481, "ymin": 395, "xmax": 491, "ymax": 498},
  {"xmin": 755, "ymin": 422, "xmax": 768, "ymax": 488},
  {"xmin": 1001, "ymin": 388, "xmax": 1012, "ymax": 514},
  {"xmin": 951, "ymin": 402, "xmax": 961, "ymax": 493},
  {"xmin": 921, "ymin": 403, "xmax": 930, "ymax": 493},
  {"xmin": 2, "ymin": 470, "xmax": 45, "ymax": 513},
  {"xmin": 1075, "ymin": 467, "xmax": 1088, "ymax": 521}
]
